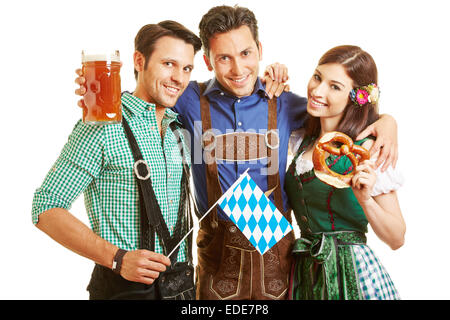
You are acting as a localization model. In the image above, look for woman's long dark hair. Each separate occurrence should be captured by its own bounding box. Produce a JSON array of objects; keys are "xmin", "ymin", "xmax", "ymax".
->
[{"xmin": 304, "ymin": 45, "xmax": 380, "ymax": 140}]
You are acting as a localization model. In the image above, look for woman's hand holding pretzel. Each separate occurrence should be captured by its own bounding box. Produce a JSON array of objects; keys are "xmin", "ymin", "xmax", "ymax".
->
[{"xmin": 351, "ymin": 160, "xmax": 377, "ymax": 203}]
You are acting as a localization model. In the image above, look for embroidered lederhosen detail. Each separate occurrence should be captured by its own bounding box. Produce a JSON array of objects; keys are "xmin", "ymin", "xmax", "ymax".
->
[{"xmin": 195, "ymin": 82, "xmax": 293, "ymax": 300}]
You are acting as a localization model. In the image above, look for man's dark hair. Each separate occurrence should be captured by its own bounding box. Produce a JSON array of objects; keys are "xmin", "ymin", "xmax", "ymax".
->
[
  {"xmin": 134, "ymin": 20, "xmax": 202, "ymax": 79},
  {"xmin": 198, "ymin": 5, "xmax": 259, "ymax": 56}
]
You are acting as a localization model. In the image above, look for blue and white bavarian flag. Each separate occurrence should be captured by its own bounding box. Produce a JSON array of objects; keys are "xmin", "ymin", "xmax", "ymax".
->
[{"xmin": 218, "ymin": 170, "xmax": 293, "ymax": 255}]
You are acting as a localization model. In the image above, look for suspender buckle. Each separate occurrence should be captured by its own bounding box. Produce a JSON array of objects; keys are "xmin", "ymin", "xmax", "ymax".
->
[{"xmin": 133, "ymin": 159, "xmax": 151, "ymax": 180}]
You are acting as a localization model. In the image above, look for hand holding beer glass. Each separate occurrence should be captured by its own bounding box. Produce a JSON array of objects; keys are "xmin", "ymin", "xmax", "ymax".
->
[{"xmin": 80, "ymin": 50, "xmax": 122, "ymax": 124}]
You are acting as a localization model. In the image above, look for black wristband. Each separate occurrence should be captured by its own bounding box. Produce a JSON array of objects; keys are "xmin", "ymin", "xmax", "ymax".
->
[{"xmin": 112, "ymin": 249, "xmax": 127, "ymax": 275}]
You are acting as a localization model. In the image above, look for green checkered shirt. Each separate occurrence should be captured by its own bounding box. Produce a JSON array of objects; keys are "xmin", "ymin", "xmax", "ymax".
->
[{"xmin": 32, "ymin": 92, "xmax": 189, "ymax": 262}]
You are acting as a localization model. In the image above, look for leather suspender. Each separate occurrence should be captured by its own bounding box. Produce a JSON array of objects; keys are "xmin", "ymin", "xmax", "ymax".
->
[
  {"xmin": 199, "ymin": 83, "xmax": 222, "ymax": 229},
  {"xmin": 198, "ymin": 82, "xmax": 285, "ymax": 231},
  {"xmin": 122, "ymin": 116, "xmax": 189, "ymax": 263},
  {"xmin": 267, "ymin": 97, "xmax": 284, "ymax": 213}
]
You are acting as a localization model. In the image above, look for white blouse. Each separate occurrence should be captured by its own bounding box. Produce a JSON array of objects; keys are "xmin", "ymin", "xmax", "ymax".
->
[{"xmin": 288, "ymin": 129, "xmax": 404, "ymax": 197}]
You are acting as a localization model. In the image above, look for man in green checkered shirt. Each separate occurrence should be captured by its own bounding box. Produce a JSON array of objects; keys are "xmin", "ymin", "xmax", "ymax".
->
[{"xmin": 32, "ymin": 21, "xmax": 202, "ymax": 298}]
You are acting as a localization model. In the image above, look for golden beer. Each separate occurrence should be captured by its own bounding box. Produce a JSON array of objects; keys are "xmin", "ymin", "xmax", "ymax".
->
[{"xmin": 81, "ymin": 50, "xmax": 122, "ymax": 124}]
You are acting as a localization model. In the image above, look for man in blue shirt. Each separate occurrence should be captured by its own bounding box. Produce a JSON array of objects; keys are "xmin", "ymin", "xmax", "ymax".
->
[
  {"xmin": 76, "ymin": 5, "xmax": 398, "ymax": 300},
  {"xmin": 173, "ymin": 5, "xmax": 398, "ymax": 300},
  {"xmin": 173, "ymin": 6, "xmax": 308, "ymax": 300}
]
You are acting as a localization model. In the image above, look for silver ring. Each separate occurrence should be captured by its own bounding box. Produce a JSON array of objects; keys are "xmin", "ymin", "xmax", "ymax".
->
[
  {"xmin": 265, "ymin": 129, "xmax": 280, "ymax": 150},
  {"xmin": 133, "ymin": 159, "xmax": 151, "ymax": 180}
]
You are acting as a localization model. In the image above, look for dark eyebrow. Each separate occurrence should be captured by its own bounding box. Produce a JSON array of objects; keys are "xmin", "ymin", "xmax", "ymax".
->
[
  {"xmin": 161, "ymin": 58, "xmax": 193, "ymax": 70},
  {"xmin": 316, "ymin": 68, "xmax": 346, "ymax": 88},
  {"xmin": 215, "ymin": 53, "xmax": 230, "ymax": 60},
  {"xmin": 161, "ymin": 57, "xmax": 177, "ymax": 63},
  {"xmin": 331, "ymin": 80, "xmax": 346, "ymax": 88}
]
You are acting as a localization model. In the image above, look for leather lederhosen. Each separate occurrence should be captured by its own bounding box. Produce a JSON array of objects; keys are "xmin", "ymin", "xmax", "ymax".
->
[{"xmin": 195, "ymin": 83, "xmax": 294, "ymax": 300}]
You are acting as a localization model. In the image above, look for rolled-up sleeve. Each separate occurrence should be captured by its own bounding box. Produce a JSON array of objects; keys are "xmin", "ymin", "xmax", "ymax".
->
[{"xmin": 31, "ymin": 120, "xmax": 105, "ymax": 224}]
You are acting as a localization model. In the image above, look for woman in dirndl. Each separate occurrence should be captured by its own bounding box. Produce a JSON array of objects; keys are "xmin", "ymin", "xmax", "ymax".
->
[{"xmin": 285, "ymin": 45, "xmax": 405, "ymax": 300}]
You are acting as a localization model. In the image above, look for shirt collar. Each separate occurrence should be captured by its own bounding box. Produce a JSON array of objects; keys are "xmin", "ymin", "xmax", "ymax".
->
[
  {"xmin": 122, "ymin": 91, "xmax": 155, "ymax": 116},
  {"xmin": 121, "ymin": 91, "xmax": 181, "ymax": 125},
  {"xmin": 164, "ymin": 108, "xmax": 181, "ymax": 125},
  {"xmin": 203, "ymin": 77, "xmax": 269, "ymax": 99}
]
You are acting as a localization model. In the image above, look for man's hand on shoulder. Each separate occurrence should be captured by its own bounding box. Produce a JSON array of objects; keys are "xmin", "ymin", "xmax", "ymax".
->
[
  {"xmin": 356, "ymin": 114, "xmax": 398, "ymax": 172},
  {"xmin": 261, "ymin": 62, "xmax": 290, "ymax": 99}
]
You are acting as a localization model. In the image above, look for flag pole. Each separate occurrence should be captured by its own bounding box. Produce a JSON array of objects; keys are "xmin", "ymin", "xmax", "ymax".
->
[{"xmin": 167, "ymin": 168, "xmax": 249, "ymax": 259}]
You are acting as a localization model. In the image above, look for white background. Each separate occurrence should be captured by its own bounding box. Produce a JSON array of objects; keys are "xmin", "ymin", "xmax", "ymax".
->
[{"xmin": 1, "ymin": 0, "xmax": 449, "ymax": 299}]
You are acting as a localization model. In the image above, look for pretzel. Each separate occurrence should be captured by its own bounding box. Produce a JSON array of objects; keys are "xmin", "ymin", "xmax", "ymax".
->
[{"xmin": 312, "ymin": 131, "xmax": 370, "ymax": 188}]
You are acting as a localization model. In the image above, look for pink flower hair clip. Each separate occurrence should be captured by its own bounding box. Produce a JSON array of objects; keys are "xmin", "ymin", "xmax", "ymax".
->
[{"xmin": 349, "ymin": 83, "xmax": 380, "ymax": 107}]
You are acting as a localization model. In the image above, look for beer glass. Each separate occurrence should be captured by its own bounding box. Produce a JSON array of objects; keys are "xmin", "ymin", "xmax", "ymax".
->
[{"xmin": 81, "ymin": 50, "xmax": 122, "ymax": 124}]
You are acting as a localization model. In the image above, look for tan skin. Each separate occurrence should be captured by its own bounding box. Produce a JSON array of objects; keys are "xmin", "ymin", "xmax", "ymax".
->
[
  {"xmin": 69, "ymin": 26, "xmax": 399, "ymax": 283},
  {"xmin": 37, "ymin": 36, "xmax": 199, "ymax": 285},
  {"xmin": 301, "ymin": 63, "xmax": 405, "ymax": 250},
  {"xmin": 56, "ymin": 31, "xmax": 289, "ymax": 285},
  {"xmin": 75, "ymin": 29, "xmax": 288, "ymax": 105},
  {"xmin": 77, "ymin": 29, "xmax": 398, "ymax": 170},
  {"xmin": 264, "ymin": 65, "xmax": 399, "ymax": 172}
]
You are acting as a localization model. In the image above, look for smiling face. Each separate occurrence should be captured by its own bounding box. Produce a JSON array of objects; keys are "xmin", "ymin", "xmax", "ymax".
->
[
  {"xmin": 134, "ymin": 36, "xmax": 194, "ymax": 108},
  {"xmin": 203, "ymin": 25, "xmax": 262, "ymax": 98},
  {"xmin": 307, "ymin": 63, "xmax": 354, "ymax": 130}
]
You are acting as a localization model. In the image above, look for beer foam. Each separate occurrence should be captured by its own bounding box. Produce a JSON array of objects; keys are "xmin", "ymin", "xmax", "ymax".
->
[{"xmin": 82, "ymin": 53, "xmax": 120, "ymax": 63}]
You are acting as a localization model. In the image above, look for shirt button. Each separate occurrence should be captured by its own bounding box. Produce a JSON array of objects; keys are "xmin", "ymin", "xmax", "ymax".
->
[
  {"xmin": 220, "ymin": 92, "xmax": 224, "ymax": 96},
  {"xmin": 237, "ymin": 99, "xmax": 241, "ymax": 103},
  {"xmin": 301, "ymin": 215, "xmax": 308, "ymax": 223},
  {"xmin": 229, "ymin": 226, "xmax": 237, "ymax": 233},
  {"xmin": 237, "ymin": 121, "xmax": 242, "ymax": 127}
]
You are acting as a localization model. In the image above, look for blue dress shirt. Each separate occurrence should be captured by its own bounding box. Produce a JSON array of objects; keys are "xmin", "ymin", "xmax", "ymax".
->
[{"xmin": 173, "ymin": 78, "xmax": 307, "ymax": 219}]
